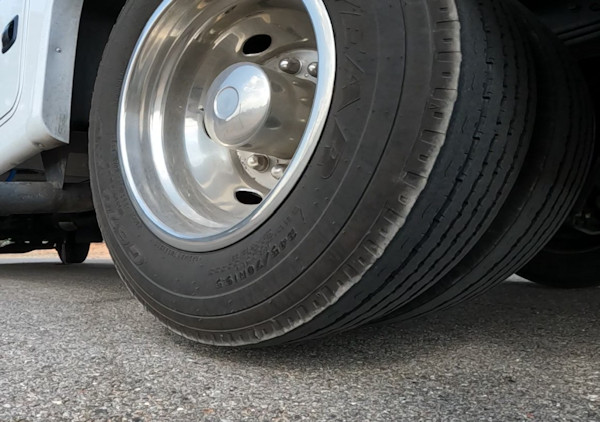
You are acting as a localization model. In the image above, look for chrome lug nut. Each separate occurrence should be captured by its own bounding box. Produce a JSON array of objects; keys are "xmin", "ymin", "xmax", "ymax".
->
[
  {"xmin": 247, "ymin": 154, "xmax": 270, "ymax": 172},
  {"xmin": 307, "ymin": 62, "xmax": 318, "ymax": 77},
  {"xmin": 271, "ymin": 164, "xmax": 288, "ymax": 180},
  {"xmin": 279, "ymin": 58, "xmax": 301, "ymax": 75}
]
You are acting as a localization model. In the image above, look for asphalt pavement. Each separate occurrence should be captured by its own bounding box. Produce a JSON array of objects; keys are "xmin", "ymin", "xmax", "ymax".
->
[{"xmin": 0, "ymin": 257, "xmax": 599, "ymax": 421}]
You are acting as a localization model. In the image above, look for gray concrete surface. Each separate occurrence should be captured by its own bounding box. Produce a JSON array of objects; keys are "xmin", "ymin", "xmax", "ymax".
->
[{"xmin": 0, "ymin": 258, "xmax": 599, "ymax": 422}]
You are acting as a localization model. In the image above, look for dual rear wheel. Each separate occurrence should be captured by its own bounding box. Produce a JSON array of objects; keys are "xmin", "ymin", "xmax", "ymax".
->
[{"xmin": 89, "ymin": 0, "xmax": 595, "ymax": 346}]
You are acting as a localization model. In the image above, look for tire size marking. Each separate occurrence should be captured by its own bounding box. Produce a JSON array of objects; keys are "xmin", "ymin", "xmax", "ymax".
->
[
  {"xmin": 214, "ymin": 228, "xmax": 298, "ymax": 290},
  {"xmin": 208, "ymin": 206, "xmax": 303, "ymax": 277}
]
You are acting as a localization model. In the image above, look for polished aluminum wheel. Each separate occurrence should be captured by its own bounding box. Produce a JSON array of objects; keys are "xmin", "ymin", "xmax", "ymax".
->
[{"xmin": 119, "ymin": 0, "xmax": 335, "ymax": 251}]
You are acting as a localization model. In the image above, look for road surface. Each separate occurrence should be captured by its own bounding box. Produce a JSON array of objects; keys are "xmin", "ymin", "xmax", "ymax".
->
[{"xmin": 0, "ymin": 256, "xmax": 599, "ymax": 421}]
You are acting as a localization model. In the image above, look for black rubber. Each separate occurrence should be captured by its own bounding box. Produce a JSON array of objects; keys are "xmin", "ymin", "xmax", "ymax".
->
[
  {"xmin": 374, "ymin": 1, "xmax": 596, "ymax": 321},
  {"xmin": 90, "ymin": 0, "xmax": 533, "ymax": 346},
  {"xmin": 518, "ymin": 225, "xmax": 600, "ymax": 289},
  {"xmin": 57, "ymin": 241, "xmax": 90, "ymax": 265}
]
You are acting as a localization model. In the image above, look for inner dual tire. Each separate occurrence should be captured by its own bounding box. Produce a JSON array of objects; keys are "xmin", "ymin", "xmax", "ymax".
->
[
  {"xmin": 376, "ymin": 0, "xmax": 595, "ymax": 322},
  {"xmin": 518, "ymin": 218, "xmax": 600, "ymax": 289},
  {"xmin": 89, "ymin": 0, "xmax": 592, "ymax": 346}
]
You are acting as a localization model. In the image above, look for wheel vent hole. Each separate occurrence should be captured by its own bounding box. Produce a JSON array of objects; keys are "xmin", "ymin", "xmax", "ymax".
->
[
  {"xmin": 243, "ymin": 34, "xmax": 272, "ymax": 55},
  {"xmin": 235, "ymin": 190, "xmax": 263, "ymax": 205}
]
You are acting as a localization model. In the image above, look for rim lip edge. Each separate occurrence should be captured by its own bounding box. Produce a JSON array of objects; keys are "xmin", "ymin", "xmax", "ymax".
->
[{"xmin": 117, "ymin": 0, "xmax": 336, "ymax": 252}]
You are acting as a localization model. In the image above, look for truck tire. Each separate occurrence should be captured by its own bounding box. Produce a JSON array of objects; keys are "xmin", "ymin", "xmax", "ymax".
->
[
  {"xmin": 90, "ymin": 0, "xmax": 534, "ymax": 346},
  {"xmin": 57, "ymin": 241, "xmax": 91, "ymax": 265},
  {"xmin": 375, "ymin": 1, "xmax": 596, "ymax": 321},
  {"xmin": 519, "ymin": 226, "xmax": 600, "ymax": 289}
]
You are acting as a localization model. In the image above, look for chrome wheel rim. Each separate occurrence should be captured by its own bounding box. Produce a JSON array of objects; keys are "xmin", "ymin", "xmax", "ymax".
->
[{"xmin": 119, "ymin": 0, "xmax": 335, "ymax": 252}]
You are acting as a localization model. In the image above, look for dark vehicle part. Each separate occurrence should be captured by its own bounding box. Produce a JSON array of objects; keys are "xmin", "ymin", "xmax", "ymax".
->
[
  {"xmin": 0, "ymin": 182, "xmax": 94, "ymax": 216},
  {"xmin": 520, "ymin": 0, "xmax": 600, "ymax": 59},
  {"xmin": 518, "ymin": 187, "xmax": 600, "ymax": 288},
  {"xmin": 57, "ymin": 240, "xmax": 91, "ymax": 265},
  {"xmin": 518, "ymin": 237, "xmax": 600, "ymax": 289},
  {"xmin": 1, "ymin": 15, "xmax": 18, "ymax": 54},
  {"xmin": 0, "ymin": 212, "xmax": 102, "ymax": 257}
]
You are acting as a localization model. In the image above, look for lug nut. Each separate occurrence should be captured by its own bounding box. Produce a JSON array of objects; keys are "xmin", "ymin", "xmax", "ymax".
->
[
  {"xmin": 279, "ymin": 58, "xmax": 301, "ymax": 75},
  {"xmin": 307, "ymin": 62, "xmax": 318, "ymax": 77},
  {"xmin": 271, "ymin": 164, "xmax": 287, "ymax": 180},
  {"xmin": 247, "ymin": 155, "xmax": 270, "ymax": 172}
]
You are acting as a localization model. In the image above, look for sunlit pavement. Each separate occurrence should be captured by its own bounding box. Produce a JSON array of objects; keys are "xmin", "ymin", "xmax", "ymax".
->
[{"xmin": 1, "ymin": 258, "xmax": 598, "ymax": 421}]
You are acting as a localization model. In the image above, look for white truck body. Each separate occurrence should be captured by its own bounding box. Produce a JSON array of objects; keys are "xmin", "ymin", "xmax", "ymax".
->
[{"xmin": 0, "ymin": 0, "xmax": 83, "ymax": 174}]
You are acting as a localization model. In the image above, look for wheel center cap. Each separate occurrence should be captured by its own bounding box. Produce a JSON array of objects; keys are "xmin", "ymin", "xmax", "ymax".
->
[
  {"xmin": 214, "ymin": 87, "xmax": 240, "ymax": 120},
  {"xmin": 205, "ymin": 63, "xmax": 271, "ymax": 148}
]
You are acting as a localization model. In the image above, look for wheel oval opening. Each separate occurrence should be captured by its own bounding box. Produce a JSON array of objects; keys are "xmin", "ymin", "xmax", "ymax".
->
[
  {"xmin": 243, "ymin": 34, "xmax": 272, "ymax": 55},
  {"xmin": 235, "ymin": 189, "xmax": 263, "ymax": 205}
]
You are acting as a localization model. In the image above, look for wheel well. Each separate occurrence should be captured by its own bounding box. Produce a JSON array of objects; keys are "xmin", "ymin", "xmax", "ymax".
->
[{"xmin": 70, "ymin": 0, "xmax": 128, "ymax": 139}]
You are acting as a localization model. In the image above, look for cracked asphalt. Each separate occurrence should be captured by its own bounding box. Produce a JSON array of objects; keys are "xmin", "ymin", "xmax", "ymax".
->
[{"xmin": 0, "ymin": 256, "xmax": 599, "ymax": 421}]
